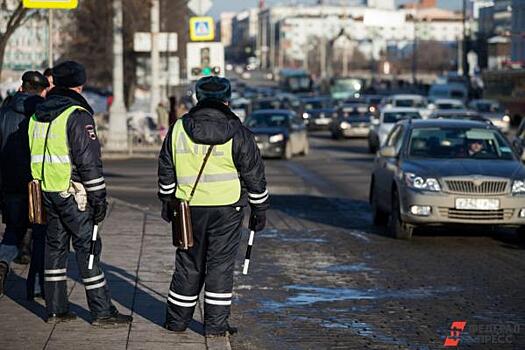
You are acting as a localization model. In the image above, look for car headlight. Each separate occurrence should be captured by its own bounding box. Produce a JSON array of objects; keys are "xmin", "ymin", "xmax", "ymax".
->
[
  {"xmin": 340, "ymin": 121, "xmax": 350, "ymax": 129},
  {"xmin": 302, "ymin": 112, "xmax": 310, "ymax": 119},
  {"xmin": 512, "ymin": 180, "xmax": 525, "ymax": 194},
  {"xmin": 503, "ymin": 115, "xmax": 511, "ymax": 123},
  {"xmin": 269, "ymin": 134, "xmax": 284, "ymax": 143},
  {"xmin": 404, "ymin": 173, "xmax": 441, "ymax": 192}
]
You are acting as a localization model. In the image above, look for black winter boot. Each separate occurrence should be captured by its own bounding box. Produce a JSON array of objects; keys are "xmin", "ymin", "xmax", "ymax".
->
[
  {"xmin": 92, "ymin": 311, "xmax": 133, "ymax": 328},
  {"xmin": 0, "ymin": 262, "xmax": 8, "ymax": 296},
  {"xmin": 205, "ymin": 324, "xmax": 238, "ymax": 338},
  {"xmin": 47, "ymin": 312, "xmax": 77, "ymax": 323}
]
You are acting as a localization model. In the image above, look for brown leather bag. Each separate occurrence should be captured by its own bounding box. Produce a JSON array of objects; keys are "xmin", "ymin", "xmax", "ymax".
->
[
  {"xmin": 28, "ymin": 180, "xmax": 46, "ymax": 224},
  {"xmin": 28, "ymin": 121, "xmax": 51, "ymax": 225},
  {"xmin": 171, "ymin": 145, "xmax": 214, "ymax": 249}
]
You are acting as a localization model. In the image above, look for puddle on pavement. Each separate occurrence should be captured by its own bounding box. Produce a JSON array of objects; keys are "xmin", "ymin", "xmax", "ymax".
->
[
  {"xmin": 256, "ymin": 228, "xmax": 328, "ymax": 243},
  {"xmin": 325, "ymin": 263, "xmax": 375, "ymax": 273},
  {"xmin": 260, "ymin": 284, "xmax": 461, "ymax": 311}
]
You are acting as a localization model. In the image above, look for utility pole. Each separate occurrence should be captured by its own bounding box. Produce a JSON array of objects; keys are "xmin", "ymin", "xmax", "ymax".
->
[
  {"xmin": 461, "ymin": 0, "xmax": 468, "ymax": 77},
  {"xmin": 48, "ymin": 10, "xmax": 53, "ymax": 67},
  {"xmin": 106, "ymin": 0, "xmax": 128, "ymax": 152},
  {"xmin": 320, "ymin": 0, "xmax": 327, "ymax": 79},
  {"xmin": 411, "ymin": 4, "xmax": 418, "ymax": 84},
  {"xmin": 150, "ymin": 0, "xmax": 161, "ymax": 117}
]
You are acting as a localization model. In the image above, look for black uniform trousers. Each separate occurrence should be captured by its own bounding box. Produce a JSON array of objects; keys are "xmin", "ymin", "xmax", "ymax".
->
[
  {"xmin": 43, "ymin": 192, "xmax": 116, "ymax": 318},
  {"xmin": 166, "ymin": 206, "xmax": 244, "ymax": 334}
]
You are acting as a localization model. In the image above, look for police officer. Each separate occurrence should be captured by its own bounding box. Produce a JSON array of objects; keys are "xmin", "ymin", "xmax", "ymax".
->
[
  {"xmin": 158, "ymin": 76, "xmax": 269, "ymax": 337},
  {"xmin": 29, "ymin": 61, "xmax": 132, "ymax": 326},
  {"xmin": 0, "ymin": 71, "xmax": 49, "ymax": 296}
]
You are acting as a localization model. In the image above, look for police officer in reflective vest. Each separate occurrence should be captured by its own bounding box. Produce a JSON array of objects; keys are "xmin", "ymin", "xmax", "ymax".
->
[
  {"xmin": 158, "ymin": 76, "xmax": 269, "ymax": 337},
  {"xmin": 28, "ymin": 61, "xmax": 132, "ymax": 326}
]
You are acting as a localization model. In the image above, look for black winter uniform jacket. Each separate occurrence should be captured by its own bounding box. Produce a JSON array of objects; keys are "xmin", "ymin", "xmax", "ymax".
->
[
  {"xmin": 158, "ymin": 99, "xmax": 269, "ymax": 212},
  {"xmin": 0, "ymin": 92, "xmax": 44, "ymax": 194},
  {"xmin": 33, "ymin": 88, "xmax": 106, "ymax": 205}
]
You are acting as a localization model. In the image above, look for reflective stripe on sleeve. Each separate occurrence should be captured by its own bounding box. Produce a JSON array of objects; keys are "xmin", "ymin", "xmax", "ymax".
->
[
  {"xmin": 84, "ymin": 177, "xmax": 105, "ymax": 185},
  {"xmin": 249, "ymin": 195, "xmax": 269, "ymax": 205},
  {"xmin": 248, "ymin": 190, "xmax": 268, "ymax": 199},
  {"xmin": 159, "ymin": 188, "xmax": 175, "ymax": 195},
  {"xmin": 45, "ymin": 268, "xmax": 67, "ymax": 275},
  {"xmin": 45, "ymin": 275, "xmax": 67, "ymax": 282},
  {"xmin": 85, "ymin": 184, "xmax": 106, "ymax": 192},
  {"xmin": 159, "ymin": 182, "xmax": 176, "ymax": 190}
]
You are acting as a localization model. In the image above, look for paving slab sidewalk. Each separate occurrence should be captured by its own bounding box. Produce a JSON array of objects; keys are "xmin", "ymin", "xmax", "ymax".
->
[{"xmin": 0, "ymin": 199, "xmax": 231, "ymax": 350}]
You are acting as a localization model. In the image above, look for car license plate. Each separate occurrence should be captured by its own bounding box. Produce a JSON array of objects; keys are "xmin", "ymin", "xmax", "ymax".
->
[{"xmin": 455, "ymin": 198, "xmax": 500, "ymax": 210}]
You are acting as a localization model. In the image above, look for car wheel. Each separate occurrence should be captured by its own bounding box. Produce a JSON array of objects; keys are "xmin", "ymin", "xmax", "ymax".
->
[
  {"xmin": 370, "ymin": 184, "xmax": 388, "ymax": 226},
  {"xmin": 283, "ymin": 141, "xmax": 293, "ymax": 160},
  {"xmin": 388, "ymin": 189, "xmax": 414, "ymax": 239},
  {"xmin": 301, "ymin": 139, "xmax": 310, "ymax": 156}
]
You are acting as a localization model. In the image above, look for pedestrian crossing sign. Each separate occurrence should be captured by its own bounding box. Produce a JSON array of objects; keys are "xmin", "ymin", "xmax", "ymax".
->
[
  {"xmin": 23, "ymin": 0, "xmax": 78, "ymax": 9},
  {"xmin": 190, "ymin": 17, "xmax": 215, "ymax": 42}
]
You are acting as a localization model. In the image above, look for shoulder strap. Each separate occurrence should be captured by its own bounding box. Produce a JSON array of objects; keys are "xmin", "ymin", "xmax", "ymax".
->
[
  {"xmin": 188, "ymin": 145, "xmax": 214, "ymax": 203},
  {"xmin": 40, "ymin": 120, "xmax": 52, "ymax": 181}
]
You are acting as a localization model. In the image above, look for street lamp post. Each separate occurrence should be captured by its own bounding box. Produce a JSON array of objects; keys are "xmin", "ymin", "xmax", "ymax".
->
[
  {"xmin": 150, "ymin": 0, "xmax": 160, "ymax": 116},
  {"xmin": 106, "ymin": 0, "xmax": 128, "ymax": 152}
]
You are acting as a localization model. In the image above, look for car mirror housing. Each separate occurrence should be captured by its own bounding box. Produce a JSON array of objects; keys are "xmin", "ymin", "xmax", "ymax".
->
[{"xmin": 379, "ymin": 146, "xmax": 397, "ymax": 158}]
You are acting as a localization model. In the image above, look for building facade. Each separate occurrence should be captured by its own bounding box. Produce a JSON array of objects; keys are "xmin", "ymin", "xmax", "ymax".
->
[{"xmin": 511, "ymin": 0, "xmax": 525, "ymax": 63}]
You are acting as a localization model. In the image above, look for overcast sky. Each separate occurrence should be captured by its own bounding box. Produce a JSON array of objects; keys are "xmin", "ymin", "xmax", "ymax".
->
[{"xmin": 209, "ymin": 0, "xmax": 462, "ymax": 18}]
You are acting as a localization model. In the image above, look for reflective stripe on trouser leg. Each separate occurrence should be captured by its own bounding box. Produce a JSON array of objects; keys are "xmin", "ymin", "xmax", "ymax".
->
[
  {"xmin": 43, "ymin": 193, "xmax": 71, "ymax": 315},
  {"xmin": 46, "ymin": 193, "xmax": 115, "ymax": 318},
  {"xmin": 165, "ymin": 208, "xmax": 209, "ymax": 330},
  {"xmin": 203, "ymin": 206, "xmax": 244, "ymax": 334}
]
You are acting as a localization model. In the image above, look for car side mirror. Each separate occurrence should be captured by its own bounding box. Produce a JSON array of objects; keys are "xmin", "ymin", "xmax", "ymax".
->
[{"xmin": 379, "ymin": 146, "xmax": 397, "ymax": 158}]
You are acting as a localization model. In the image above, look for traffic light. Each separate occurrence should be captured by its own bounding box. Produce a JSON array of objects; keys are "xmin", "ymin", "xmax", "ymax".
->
[{"xmin": 201, "ymin": 47, "xmax": 210, "ymax": 75}]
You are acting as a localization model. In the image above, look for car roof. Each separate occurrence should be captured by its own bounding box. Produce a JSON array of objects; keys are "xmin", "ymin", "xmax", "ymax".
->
[
  {"xmin": 403, "ymin": 119, "xmax": 495, "ymax": 129},
  {"xmin": 251, "ymin": 109, "xmax": 294, "ymax": 115},
  {"xmin": 382, "ymin": 107, "xmax": 421, "ymax": 113},
  {"xmin": 389, "ymin": 94, "xmax": 425, "ymax": 99},
  {"xmin": 430, "ymin": 109, "xmax": 479, "ymax": 116},
  {"xmin": 433, "ymin": 98, "xmax": 464, "ymax": 104}
]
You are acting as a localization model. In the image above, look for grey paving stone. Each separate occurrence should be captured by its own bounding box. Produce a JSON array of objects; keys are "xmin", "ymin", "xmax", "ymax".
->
[{"xmin": 127, "ymin": 342, "xmax": 204, "ymax": 350}]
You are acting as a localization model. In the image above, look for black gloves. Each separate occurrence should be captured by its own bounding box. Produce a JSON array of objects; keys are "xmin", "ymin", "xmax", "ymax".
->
[
  {"xmin": 92, "ymin": 201, "xmax": 108, "ymax": 224},
  {"xmin": 161, "ymin": 200, "xmax": 173, "ymax": 223},
  {"xmin": 249, "ymin": 210, "xmax": 266, "ymax": 232}
]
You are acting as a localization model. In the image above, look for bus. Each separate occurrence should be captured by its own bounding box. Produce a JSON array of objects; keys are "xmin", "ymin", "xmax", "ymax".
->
[
  {"xmin": 328, "ymin": 77, "xmax": 364, "ymax": 101},
  {"xmin": 278, "ymin": 69, "xmax": 314, "ymax": 94},
  {"xmin": 482, "ymin": 69, "xmax": 525, "ymax": 126}
]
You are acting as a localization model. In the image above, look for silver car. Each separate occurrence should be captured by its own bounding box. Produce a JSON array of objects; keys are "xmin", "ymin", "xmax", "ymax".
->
[{"xmin": 370, "ymin": 119, "xmax": 525, "ymax": 239}]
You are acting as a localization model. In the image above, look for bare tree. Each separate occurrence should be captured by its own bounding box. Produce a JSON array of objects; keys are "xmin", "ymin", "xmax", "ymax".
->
[{"xmin": 0, "ymin": 1, "xmax": 38, "ymax": 80}]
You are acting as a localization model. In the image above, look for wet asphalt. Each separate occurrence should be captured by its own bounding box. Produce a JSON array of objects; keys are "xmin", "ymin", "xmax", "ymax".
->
[{"xmin": 104, "ymin": 133, "xmax": 525, "ymax": 350}]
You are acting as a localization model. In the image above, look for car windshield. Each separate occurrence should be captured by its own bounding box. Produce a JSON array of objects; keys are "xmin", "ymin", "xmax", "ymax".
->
[
  {"xmin": 408, "ymin": 127, "xmax": 514, "ymax": 160},
  {"xmin": 304, "ymin": 100, "xmax": 328, "ymax": 110},
  {"xmin": 253, "ymin": 100, "xmax": 280, "ymax": 110},
  {"xmin": 436, "ymin": 103, "xmax": 463, "ymax": 110},
  {"xmin": 394, "ymin": 99, "xmax": 425, "ymax": 107},
  {"xmin": 474, "ymin": 102, "xmax": 504, "ymax": 113},
  {"xmin": 246, "ymin": 114, "xmax": 290, "ymax": 128},
  {"xmin": 383, "ymin": 111, "xmax": 421, "ymax": 123}
]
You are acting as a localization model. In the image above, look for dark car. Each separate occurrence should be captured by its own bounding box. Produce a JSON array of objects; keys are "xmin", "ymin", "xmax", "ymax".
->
[
  {"xmin": 300, "ymin": 96, "xmax": 336, "ymax": 130},
  {"xmin": 245, "ymin": 110, "xmax": 309, "ymax": 159},
  {"xmin": 331, "ymin": 110, "xmax": 373, "ymax": 139},
  {"xmin": 370, "ymin": 119, "xmax": 525, "ymax": 239},
  {"xmin": 251, "ymin": 98, "xmax": 282, "ymax": 112}
]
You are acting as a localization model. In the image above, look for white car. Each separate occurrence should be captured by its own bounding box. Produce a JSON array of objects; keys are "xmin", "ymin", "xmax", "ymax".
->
[
  {"xmin": 381, "ymin": 94, "xmax": 430, "ymax": 118},
  {"xmin": 368, "ymin": 107, "xmax": 422, "ymax": 153}
]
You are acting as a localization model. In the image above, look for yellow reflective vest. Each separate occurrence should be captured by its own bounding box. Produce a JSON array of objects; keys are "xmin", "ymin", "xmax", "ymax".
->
[
  {"xmin": 28, "ymin": 106, "xmax": 85, "ymax": 192},
  {"xmin": 171, "ymin": 119, "xmax": 241, "ymax": 206}
]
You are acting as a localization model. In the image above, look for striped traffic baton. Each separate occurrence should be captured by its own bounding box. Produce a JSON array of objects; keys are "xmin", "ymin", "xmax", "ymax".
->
[
  {"xmin": 87, "ymin": 225, "xmax": 99, "ymax": 270},
  {"xmin": 242, "ymin": 230, "xmax": 255, "ymax": 275}
]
